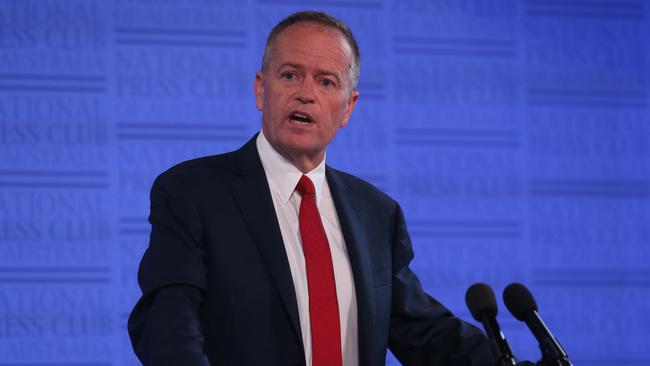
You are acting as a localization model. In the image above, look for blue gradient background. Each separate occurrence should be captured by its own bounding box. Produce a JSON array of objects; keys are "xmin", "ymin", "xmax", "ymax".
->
[{"xmin": 0, "ymin": 0, "xmax": 648, "ymax": 365}]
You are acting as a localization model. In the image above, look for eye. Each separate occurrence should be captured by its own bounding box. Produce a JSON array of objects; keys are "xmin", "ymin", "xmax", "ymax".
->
[
  {"xmin": 281, "ymin": 72, "xmax": 295, "ymax": 80},
  {"xmin": 321, "ymin": 78, "xmax": 335, "ymax": 88}
]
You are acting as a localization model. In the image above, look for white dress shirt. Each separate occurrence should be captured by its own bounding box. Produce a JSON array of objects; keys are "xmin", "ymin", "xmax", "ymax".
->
[{"xmin": 256, "ymin": 132, "xmax": 359, "ymax": 366}]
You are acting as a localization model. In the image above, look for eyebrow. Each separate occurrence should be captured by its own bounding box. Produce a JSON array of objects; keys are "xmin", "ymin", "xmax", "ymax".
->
[{"xmin": 277, "ymin": 63, "xmax": 342, "ymax": 84}]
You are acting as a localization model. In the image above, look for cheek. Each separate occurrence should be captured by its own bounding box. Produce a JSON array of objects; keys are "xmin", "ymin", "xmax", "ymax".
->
[
  {"xmin": 332, "ymin": 99, "xmax": 350, "ymax": 123},
  {"xmin": 270, "ymin": 91, "xmax": 291, "ymax": 112}
]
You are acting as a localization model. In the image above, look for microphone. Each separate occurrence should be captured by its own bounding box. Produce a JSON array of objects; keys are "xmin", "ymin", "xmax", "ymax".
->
[
  {"xmin": 503, "ymin": 283, "xmax": 572, "ymax": 366},
  {"xmin": 465, "ymin": 283, "xmax": 517, "ymax": 366}
]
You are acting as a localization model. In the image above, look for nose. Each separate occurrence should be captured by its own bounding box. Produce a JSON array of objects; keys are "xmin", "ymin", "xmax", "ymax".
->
[{"xmin": 295, "ymin": 78, "xmax": 316, "ymax": 104}]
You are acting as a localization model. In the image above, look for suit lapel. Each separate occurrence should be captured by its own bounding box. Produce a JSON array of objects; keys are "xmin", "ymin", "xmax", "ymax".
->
[
  {"xmin": 327, "ymin": 168, "xmax": 376, "ymax": 366},
  {"xmin": 228, "ymin": 137, "xmax": 304, "ymax": 352},
  {"xmin": 226, "ymin": 137, "xmax": 376, "ymax": 362}
]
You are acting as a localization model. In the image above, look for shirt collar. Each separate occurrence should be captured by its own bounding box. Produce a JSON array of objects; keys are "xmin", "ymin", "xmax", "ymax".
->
[{"xmin": 256, "ymin": 131, "xmax": 326, "ymax": 206}]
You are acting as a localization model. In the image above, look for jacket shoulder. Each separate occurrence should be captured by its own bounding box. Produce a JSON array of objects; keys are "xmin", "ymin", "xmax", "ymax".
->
[
  {"xmin": 161, "ymin": 150, "xmax": 236, "ymax": 178},
  {"xmin": 327, "ymin": 166, "xmax": 397, "ymax": 210},
  {"xmin": 151, "ymin": 149, "xmax": 242, "ymax": 196}
]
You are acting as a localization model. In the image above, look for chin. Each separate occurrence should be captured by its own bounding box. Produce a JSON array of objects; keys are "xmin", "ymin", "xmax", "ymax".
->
[
  {"xmin": 280, "ymin": 133, "xmax": 315, "ymax": 147},
  {"xmin": 280, "ymin": 139, "xmax": 323, "ymax": 157},
  {"xmin": 286, "ymin": 143, "xmax": 322, "ymax": 157}
]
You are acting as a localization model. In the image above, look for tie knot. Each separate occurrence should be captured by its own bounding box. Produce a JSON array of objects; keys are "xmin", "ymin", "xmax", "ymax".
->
[{"xmin": 296, "ymin": 175, "xmax": 315, "ymax": 195}]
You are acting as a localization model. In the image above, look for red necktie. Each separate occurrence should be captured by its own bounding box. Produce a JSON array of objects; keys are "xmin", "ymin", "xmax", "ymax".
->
[{"xmin": 295, "ymin": 175, "xmax": 342, "ymax": 366}]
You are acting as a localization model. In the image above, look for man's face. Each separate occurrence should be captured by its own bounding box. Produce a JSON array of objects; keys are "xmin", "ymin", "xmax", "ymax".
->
[{"xmin": 254, "ymin": 23, "xmax": 359, "ymax": 168}]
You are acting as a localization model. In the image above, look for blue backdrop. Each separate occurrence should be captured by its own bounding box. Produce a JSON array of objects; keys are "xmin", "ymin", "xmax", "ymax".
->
[{"xmin": 0, "ymin": 0, "xmax": 648, "ymax": 365}]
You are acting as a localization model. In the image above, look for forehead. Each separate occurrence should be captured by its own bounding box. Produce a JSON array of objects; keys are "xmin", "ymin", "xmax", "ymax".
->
[{"xmin": 270, "ymin": 23, "xmax": 353, "ymax": 72}]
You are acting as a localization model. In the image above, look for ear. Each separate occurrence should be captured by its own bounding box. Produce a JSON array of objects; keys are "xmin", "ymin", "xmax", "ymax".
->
[
  {"xmin": 340, "ymin": 90, "xmax": 359, "ymax": 128},
  {"xmin": 254, "ymin": 71, "xmax": 264, "ymax": 111}
]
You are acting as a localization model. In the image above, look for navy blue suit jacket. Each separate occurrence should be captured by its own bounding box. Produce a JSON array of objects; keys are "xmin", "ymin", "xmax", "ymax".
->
[{"xmin": 128, "ymin": 136, "xmax": 493, "ymax": 366}]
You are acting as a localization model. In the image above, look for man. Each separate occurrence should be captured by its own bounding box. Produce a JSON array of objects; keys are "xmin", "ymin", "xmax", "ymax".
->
[{"xmin": 129, "ymin": 11, "xmax": 494, "ymax": 366}]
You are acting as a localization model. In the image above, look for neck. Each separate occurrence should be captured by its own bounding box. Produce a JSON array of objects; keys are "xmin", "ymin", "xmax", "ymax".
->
[
  {"xmin": 259, "ymin": 131, "xmax": 326, "ymax": 173},
  {"xmin": 280, "ymin": 149, "xmax": 324, "ymax": 174}
]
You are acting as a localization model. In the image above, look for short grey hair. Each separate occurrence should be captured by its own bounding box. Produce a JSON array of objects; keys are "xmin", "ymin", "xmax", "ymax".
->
[{"xmin": 261, "ymin": 11, "xmax": 361, "ymax": 90}]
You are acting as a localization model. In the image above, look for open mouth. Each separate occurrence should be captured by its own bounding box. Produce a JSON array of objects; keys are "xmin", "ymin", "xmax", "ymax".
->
[{"xmin": 290, "ymin": 112, "xmax": 313, "ymax": 124}]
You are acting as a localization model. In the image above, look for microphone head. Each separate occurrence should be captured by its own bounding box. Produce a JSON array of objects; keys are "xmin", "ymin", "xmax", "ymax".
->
[
  {"xmin": 465, "ymin": 283, "xmax": 498, "ymax": 322},
  {"xmin": 503, "ymin": 283, "xmax": 538, "ymax": 321}
]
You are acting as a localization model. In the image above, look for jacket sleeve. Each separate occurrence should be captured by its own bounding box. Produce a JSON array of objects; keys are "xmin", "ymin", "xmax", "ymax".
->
[
  {"xmin": 387, "ymin": 203, "xmax": 495, "ymax": 366},
  {"xmin": 128, "ymin": 172, "xmax": 211, "ymax": 366}
]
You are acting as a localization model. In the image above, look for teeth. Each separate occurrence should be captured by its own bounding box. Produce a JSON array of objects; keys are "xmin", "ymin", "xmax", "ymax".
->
[{"xmin": 291, "ymin": 113, "xmax": 311, "ymax": 123}]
